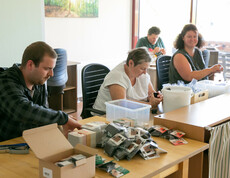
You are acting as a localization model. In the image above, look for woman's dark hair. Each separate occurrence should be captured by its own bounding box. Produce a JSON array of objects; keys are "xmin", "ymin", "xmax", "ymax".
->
[
  {"xmin": 174, "ymin": 24, "xmax": 204, "ymax": 49},
  {"xmin": 21, "ymin": 41, "xmax": 57, "ymax": 67},
  {"xmin": 126, "ymin": 47, "xmax": 152, "ymax": 66}
]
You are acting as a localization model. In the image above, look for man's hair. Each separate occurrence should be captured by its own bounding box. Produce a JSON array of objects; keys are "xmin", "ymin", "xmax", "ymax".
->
[
  {"xmin": 21, "ymin": 41, "xmax": 57, "ymax": 67},
  {"xmin": 126, "ymin": 47, "xmax": 152, "ymax": 66},
  {"xmin": 148, "ymin": 26, "xmax": 161, "ymax": 35},
  {"xmin": 174, "ymin": 24, "xmax": 204, "ymax": 49}
]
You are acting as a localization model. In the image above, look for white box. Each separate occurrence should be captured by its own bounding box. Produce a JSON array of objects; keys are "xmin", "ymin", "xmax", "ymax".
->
[
  {"xmin": 105, "ymin": 99, "xmax": 151, "ymax": 126},
  {"xmin": 82, "ymin": 122, "xmax": 107, "ymax": 144},
  {"xmin": 68, "ymin": 129, "xmax": 96, "ymax": 148}
]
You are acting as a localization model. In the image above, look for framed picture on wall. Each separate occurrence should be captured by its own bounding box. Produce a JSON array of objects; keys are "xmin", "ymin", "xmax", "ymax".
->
[{"xmin": 44, "ymin": 0, "xmax": 98, "ymax": 18}]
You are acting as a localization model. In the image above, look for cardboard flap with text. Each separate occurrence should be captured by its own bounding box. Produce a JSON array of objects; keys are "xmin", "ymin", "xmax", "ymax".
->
[{"xmin": 23, "ymin": 123, "xmax": 73, "ymax": 160}]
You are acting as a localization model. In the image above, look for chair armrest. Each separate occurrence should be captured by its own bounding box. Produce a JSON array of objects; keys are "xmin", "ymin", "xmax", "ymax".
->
[{"xmin": 85, "ymin": 108, "xmax": 106, "ymax": 115}]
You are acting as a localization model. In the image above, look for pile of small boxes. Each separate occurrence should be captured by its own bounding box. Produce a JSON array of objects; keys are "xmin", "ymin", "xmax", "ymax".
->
[
  {"xmin": 68, "ymin": 121, "xmax": 167, "ymax": 161},
  {"xmin": 101, "ymin": 123, "xmax": 167, "ymax": 160},
  {"xmin": 68, "ymin": 121, "xmax": 107, "ymax": 148}
]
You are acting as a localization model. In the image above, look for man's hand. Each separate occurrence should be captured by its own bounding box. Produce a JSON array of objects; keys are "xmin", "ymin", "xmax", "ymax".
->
[
  {"xmin": 160, "ymin": 48, "xmax": 166, "ymax": 55},
  {"xmin": 153, "ymin": 47, "xmax": 160, "ymax": 54},
  {"xmin": 62, "ymin": 116, "xmax": 82, "ymax": 138}
]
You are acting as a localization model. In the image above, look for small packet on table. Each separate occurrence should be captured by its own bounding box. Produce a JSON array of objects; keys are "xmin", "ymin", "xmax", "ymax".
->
[
  {"xmin": 95, "ymin": 154, "xmax": 106, "ymax": 166},
  {"xmin": 170, "ymin": 130, "xmax": 185, "ymax": 138},
  {"xmin": 110, "ymin": 164, "xmax": 130, "ymax": 178},
  {"xmin": 148, "ymin": 125, "xmax": 169, "ymax": 137},
  {"xmin": 127, "ymin": 128, "xmax": 138, "ymax": 140},
  {"xmin": 139, "ymin": 141, "xmax": 159, "ymax": 160},
  {"xmin": 169, "ymin": 138, "xmax": 188, "ymax": 146},
  {"xmin": 104, "ymin": 133, "xmax": 127, "ymax": 157},
  {"xmin": 97, "ymin": 160, "xmax": 116, "ymax": 173}
]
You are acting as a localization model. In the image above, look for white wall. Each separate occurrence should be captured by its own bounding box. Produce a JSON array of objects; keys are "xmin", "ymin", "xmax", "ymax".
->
[
  {"xmin": 0, "ymin": 0, "xmax": 45, "ymax": 67},
  {"xmin": 45, "ymin": 0, "xmax": 132, "ymax": 97}
]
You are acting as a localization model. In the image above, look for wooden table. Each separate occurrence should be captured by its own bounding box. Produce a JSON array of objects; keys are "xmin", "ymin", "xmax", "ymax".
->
[
  {"xmin": 153, "ymin": 93, "xmax": 230, "ymax": 178},
  {"xmin": 0, "ymin": 116, "xmax": 208, "ymax": 178},
  {"xmin": 154, "ymin": 93, "xmax": 230, "ymax": 142}
]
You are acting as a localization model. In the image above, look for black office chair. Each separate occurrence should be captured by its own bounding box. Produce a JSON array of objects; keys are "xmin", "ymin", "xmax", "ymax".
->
[
  {"xmin": 81, "ymin": 63, "xmax": 110, "ymax": 119},
  {"xmin": 202, "ymin": 49, "xmax": 210, "ymax": 68},
  {"xmin": 47, "ymin": 48, "xmax": 68, "ymax": 94},
  {"xmin": 47, "ymin": 48, "xmax": 68, "ymax": 110},
  {"xmin": 156, "ymin": 55, "xmax": 171, "ymax": 91}
]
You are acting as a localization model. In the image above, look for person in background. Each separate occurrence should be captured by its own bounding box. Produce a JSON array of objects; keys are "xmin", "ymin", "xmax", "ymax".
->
[
  {"xmin": 0, "ymin": 41, "xmax": 81, "ymax": 141},
  {"xmin": 93, "ymin": 47, "xmax": 163, "ymax": 112},
  {"xmin": 135, "ymin": 26, "xmax": 166, "ymax": 56},
  {"xmin": 169, "ymin": 24, "xmax": 223, "ymax": 84}
]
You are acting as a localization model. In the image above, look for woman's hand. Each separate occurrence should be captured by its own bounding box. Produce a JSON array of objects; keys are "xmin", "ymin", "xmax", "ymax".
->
[
  {"xmin": 148, "ymin": 91, "xmax": 163, "ymax": 109},
  {"xmin": 210, "ymin": 64, "xmax": 223, "ymax": 73}
]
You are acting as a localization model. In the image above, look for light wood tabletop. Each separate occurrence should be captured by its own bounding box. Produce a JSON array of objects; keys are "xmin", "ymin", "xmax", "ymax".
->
[
  {"xmin": 154, "ymin": 93, "xmax": 230, "ymax": 128},
  {"xmin": 153, "ymin": 93, "xmax": 230, "ymax": 178},
  {"xmin": 0, "ymin": 116, "xmax": 208, "ymax": 178}
]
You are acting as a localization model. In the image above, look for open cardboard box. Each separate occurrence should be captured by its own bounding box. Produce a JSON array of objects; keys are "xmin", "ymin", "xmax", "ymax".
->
[
  {"xmin": 23, "ymin": 124, "xmax": 97, "ymax": 178},
  {"xmin": 191, "ymin": 90, "xmax": 209, "ymax": 104}
]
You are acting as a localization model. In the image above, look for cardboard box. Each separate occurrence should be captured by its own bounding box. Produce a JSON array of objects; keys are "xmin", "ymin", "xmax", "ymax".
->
[
  {"xmin": 23, "ymin": 124, "xmax": 97, "ymax": 178},
  {"xmin": 191, "ymin": 90, "xmax": 209, "ymax": 104},
  {"xmin": 68, "ymin": 129, "xmax": 96, "ymax": 148}
]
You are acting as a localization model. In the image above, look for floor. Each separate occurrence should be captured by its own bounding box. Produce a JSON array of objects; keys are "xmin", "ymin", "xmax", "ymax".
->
[{"xmin": 69, "ymin": 101, "xmax": 83, "ymax": 120}]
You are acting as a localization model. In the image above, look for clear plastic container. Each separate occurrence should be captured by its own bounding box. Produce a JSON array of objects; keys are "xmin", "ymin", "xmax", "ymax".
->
[{"xmin": 105, "ymin": 99, "xmax": 151, "ymax": 126}]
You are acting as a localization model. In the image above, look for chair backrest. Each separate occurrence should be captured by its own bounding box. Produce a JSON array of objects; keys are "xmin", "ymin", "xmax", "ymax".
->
[
  {"xmin": 47, "ymin": 48, "xmax": 68, "ymax": 87},
  {"xmin": 156, "ymin": 55, "xmax": 171, "ymax": 91},
  {"xmin": 81, "ymin": 63, "xmax": 110, "ymax": 119},
  {"xmin": 47, "ymin": 48, "xmax": 68, "ymax": 95},
  {"xmin": 202, "ymin": 49, "xmax": 210, "ymax": 68},
  {"xmin": 0, "ymin": 67, "xmax": 7, "ymax": 73}
]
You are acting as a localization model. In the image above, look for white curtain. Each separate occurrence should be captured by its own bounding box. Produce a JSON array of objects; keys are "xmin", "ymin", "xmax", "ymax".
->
[{"xmin": 209, "ymin": 121, "xmax": 230, "ymax": 178}]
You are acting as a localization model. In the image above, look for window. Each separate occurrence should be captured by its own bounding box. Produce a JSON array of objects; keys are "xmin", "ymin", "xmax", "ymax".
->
[
  {"xmin": 139, "ymin": 0, "xmax": 191, "ymax": 55},
  {"xmin": 196, "ymin": 0, "xmax": 230, "ymax": 53}
]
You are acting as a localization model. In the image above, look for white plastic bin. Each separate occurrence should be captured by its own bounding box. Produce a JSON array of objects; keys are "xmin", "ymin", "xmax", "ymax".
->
[
  {"xmin": 196, "ymin": 80, "xmax": 230, "ymax": 98},
  {"xmin": 105, "ymin": 99, "xmax": 151, "ymax": 126},
  {"xmin": 162, "ymin": 86, "xmax": 192, "ymax": 113}
]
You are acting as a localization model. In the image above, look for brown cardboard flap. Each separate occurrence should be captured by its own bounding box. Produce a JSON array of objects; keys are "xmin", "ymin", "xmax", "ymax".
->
[
  {"xmin": 23, "ymin": 123, "xmax": 73, "ymax": 160},
  {"xmin": 75, "ymin": 158, "xmax": 87, "ymax": 167},
  {"xmin": 75, "ymin": 144, "xmax": 98, "ymax": 155}
]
